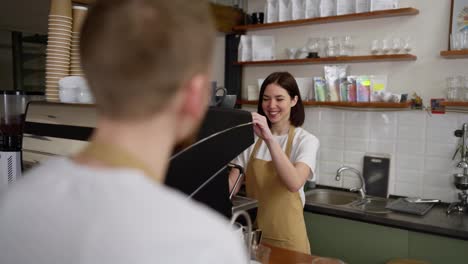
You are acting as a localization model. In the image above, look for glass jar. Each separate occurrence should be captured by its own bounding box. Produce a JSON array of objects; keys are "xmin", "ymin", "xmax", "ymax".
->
[
  {"xmin": 326, "ymin": 37, "xmax": 337, "ymax": 57},
  {"xmin": 447, "ymin": 86, "xmax": 458, "ymax": 101}
]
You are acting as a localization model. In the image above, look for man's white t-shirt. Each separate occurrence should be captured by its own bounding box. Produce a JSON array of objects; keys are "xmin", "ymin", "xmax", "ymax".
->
[
  {"xmin": 0, "ymin": 158, "xmax": 247, "ymax": 264},
  {"xmin": 232, "ymin": 127, "xmax": 319, "ymax": 206}
]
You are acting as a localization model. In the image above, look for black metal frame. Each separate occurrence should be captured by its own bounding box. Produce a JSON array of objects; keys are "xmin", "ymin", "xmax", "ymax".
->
[{"xmin": 224, "ymin": 33, "xmax": 242, "ymax": 108}]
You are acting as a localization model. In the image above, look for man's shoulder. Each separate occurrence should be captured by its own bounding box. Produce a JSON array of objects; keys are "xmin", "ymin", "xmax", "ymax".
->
[
  {"xmin": 28, "ymin": 158, "xmax": 234, "ymax": 235},
  {"xmin": 0, "ymin": 158, "xmax": 247, "ymax": 263}
]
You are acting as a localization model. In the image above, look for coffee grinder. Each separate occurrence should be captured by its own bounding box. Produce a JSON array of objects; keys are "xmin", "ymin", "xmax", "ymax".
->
[
  {"xmin": 448, "ymin": 123, "xmax": 468, "ymax": 214},
  {"xmin": 0, "ymin": 91, "xmax": 33, "ymax": 193}
]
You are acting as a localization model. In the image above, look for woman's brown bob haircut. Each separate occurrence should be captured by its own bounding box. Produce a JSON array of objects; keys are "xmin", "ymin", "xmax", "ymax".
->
[
  {"xmin": 80, "ymin": 0, "xmax": 215, "ymax": 120},
  {"xmin": 257, "ymin": 72, "xmax": 305, "ymax": 127}
]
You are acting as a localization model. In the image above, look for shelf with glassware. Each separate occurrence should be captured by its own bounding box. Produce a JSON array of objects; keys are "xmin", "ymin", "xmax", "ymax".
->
[
  {"xmin": 440, "ymin": 50, "xmax": 468, "ymax": 59},
  {"xmin": 440, "ymin": 101, "xmax": 468, "ymax": 107},
  {"xmin": 235, "ymin": 54, "xmax": 417, "ymax": 66},
  {"xmin": 233, "ymin": 8, "xmax": 419, "ymax": 32},
  {"xmin": 237, "ymin": 100, "xmax": 411, "ymax": 109}
]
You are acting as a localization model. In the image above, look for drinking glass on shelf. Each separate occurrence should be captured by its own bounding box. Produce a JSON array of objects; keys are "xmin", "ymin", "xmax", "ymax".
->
[
  {"xmin": 392, "ymin": 37, "xmax": 401, "ymax": 54},
  {"xmin": 460, "ymin": 76, "xmax": 468, "ymax": 101},
  {"xmin": 338, "ymin": 37, "xmax": 347, "ymax": 56},
  {"xmin": 306, "ymin": 37, "xmax": 320, "ymax": 55},
  {"xmin": 344, "ymin": 35, "xmax": 354, "ymax": 56},
  {"xmin": 285, "ymin": 48, "xmax": 298, "ymax": 59},
  {"xmin": 381, "ymin": 39, "xmax": 390, "ymax": 54},
  {"xmin": 463, "ymin": 31, "xmax": 468, "ymax": 49},
  {"xmin": 463, "ymin": 87, "xmax": 468, "ymax": 102},
  {"xmin": 317, "ymin": 38, "xmax": 327, "ymax": 58},
  {"xmin": 370, "ymin": 39, "xmax": 380, "ymax": 54},
  {"xmin": 463, "ymin": 76, "xmax": 468, "ymax": 101},
  {"xmin": 403, "ymin": 36, "xmax": 412, "ymax": 53},
  {"xmin": 327, "ymin": 46, "xmax": 337, "ymax": 57},
  {"xmin": 326, "ymin": 36, "xmax": 337, "ymax": 57},
  {"xmin": 447, "ymin": 76, "xmax": 462, "ymax": 101},
  {"xmin": 447, "ymin": 87, "xmax": 458, "ymax": 101},
  {"xmin": 451, "ymin": 33, "xmax": 461, "ymax": 50}
]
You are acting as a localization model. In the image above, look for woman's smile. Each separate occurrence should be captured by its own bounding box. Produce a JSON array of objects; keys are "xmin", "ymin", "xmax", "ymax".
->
[{"xmin": 262, "ymin": 83, "xmax": 297, "ymax": 128}]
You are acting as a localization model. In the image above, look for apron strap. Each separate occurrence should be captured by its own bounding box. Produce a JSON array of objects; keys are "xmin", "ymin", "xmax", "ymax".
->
[
  {"xmin": 248, "ymin": 137, "xmax": 263, "ymax": 163},
  {"xmin": 285, "ymin": 126, "xmax": 295, "ymax": 159}
]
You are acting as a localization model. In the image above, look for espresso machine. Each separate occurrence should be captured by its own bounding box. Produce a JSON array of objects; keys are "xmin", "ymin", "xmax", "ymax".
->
[
  {"xmin": 0, "ymin": 91, "xmax": 43, "ymax": 193},
  {"xmin": 448, "ymin": 123, "xmax": 468, "ymax": 214}
]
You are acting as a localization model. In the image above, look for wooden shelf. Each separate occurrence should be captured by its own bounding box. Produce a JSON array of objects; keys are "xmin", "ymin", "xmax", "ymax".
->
[
  {"xmin": 236, "ymin": 54, "xmax": 417, "ymax": 66},
  {"xmin": 233, "ymin": 7, "xmax": 419, "ymax": 31},
  {"xmin": 69, "ymin": 2, "xmax": 244, "ymax": 33},
  {"xmin": 440, "ymin": 101, "xmax": 468, "ymax": 107},
  {"xmin": 440, "ymin": 50, "xmax": 468, "ymax": 59},
  {"xmin": 238, "ymin": 100, "xmax": 411, "ymax": 108},
  {"xmin": 211, "ymin": 4, "xmax": 244, "ymax": 33}
]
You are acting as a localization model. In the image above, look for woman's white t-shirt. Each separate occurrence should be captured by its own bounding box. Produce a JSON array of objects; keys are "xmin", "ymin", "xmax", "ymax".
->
[{"xmin": 232, "ymin": 127, "xmax": 319, "ymax": 206}]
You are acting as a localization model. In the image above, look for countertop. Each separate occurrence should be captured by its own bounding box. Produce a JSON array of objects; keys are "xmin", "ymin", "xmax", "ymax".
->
[{"xmin": 304, "ymin": 189, "xmax": 468, "ymax": 241}]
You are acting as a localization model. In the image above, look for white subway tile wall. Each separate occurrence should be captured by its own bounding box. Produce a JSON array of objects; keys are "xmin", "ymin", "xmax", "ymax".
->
[{"xmin": 309, "ymin": 108, "xmax": 464, "ymax": 203}]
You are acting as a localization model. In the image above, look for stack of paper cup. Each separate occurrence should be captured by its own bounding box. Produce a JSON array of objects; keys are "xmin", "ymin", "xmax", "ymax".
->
[
  {"xmin": 46, "ymin": 0, "xmax": 72, "ymax": 102},
  {"xmin": 70, "ymin": 6, "xmax": 87, "ymax": 76}
]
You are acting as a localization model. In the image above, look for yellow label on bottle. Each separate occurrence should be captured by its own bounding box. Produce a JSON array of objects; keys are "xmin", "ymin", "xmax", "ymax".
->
[
  {"xmin": 362, "ymin": 80, "xmax": 371, "ymax": 86},
  {"xmin": 373, "ymin": 84, "xmax": 385, "ymax": 91}
]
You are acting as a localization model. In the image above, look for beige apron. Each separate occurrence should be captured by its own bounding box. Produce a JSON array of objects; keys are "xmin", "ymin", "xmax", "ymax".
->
[
  {"xmin": 246, "ymin": 126, "xmax": 311, "ymax": 254},
  {"xmin": 77, "ymin": 142, "xmax": 158, "ymax": 180}
]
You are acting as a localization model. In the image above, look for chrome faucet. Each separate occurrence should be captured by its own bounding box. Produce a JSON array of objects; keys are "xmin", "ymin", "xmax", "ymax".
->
[{"xmin": 336, "ymin": 166, "xmax": 366, "ymax": 199}]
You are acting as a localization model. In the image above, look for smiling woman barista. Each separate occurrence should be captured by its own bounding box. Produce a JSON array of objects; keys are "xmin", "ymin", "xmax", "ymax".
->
[{"xmin": 229, "ymin": 72, "xmax": 319, "ymax": 254}]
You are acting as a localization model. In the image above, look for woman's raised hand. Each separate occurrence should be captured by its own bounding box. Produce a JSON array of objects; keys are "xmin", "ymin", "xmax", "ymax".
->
[{"xmin": 251, "ymin": 112, "xmax": 273, "ymax": 142}]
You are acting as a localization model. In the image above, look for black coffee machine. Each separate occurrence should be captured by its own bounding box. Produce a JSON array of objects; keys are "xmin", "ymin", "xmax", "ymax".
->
[{"xmin": 165, "ymin": 107, "xmax": 254, "ymax": 218}]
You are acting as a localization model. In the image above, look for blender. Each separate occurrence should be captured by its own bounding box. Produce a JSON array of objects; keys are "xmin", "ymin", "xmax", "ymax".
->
[{"xmin": 0, "ymin": 91, "xmax": 43, "ymax": 193}]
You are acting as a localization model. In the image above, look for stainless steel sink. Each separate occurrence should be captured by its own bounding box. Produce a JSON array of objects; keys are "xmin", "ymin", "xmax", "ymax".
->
[
  {"xmin": 306, "ymin": 189, "xmax": 360, "ymax": 206},
  {"xmin": 306, "ymin": 188, "xmax": 392, "ymax": 214},
  {"xmin": 350, "ymin": 197, "xmax": 391, "ymax": 214}
]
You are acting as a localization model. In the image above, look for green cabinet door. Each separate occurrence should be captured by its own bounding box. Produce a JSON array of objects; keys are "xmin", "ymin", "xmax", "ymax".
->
[
  {"xmin": 305, "ymin": 212, "xmax": 468, "ymax": 264},
  {"xmin": 305, "ymin": 212, "xmax": 409, "ymax": 264},
  {"xmin": 408, "ymin": 231, "xmax": 468, "ymax": 264}
]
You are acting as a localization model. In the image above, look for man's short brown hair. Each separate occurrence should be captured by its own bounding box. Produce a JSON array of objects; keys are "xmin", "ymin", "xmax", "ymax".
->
[{"xmin": 80, "ymin": 0, "xmax": 215, "ymax": 120}]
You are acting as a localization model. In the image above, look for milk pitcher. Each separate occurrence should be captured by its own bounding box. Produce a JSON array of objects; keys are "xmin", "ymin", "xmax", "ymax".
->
[{"xmin": 210, "ymin": 81, "xmax": 227, "ymax": 107}]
